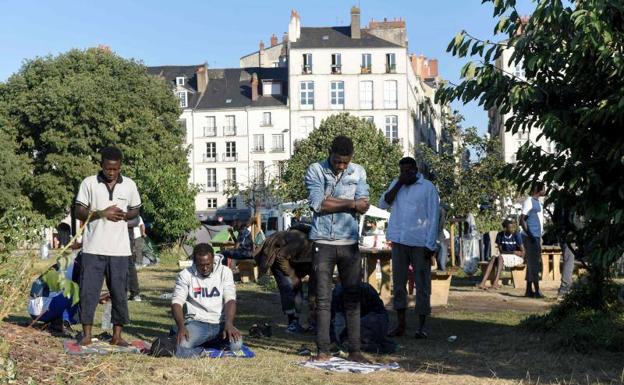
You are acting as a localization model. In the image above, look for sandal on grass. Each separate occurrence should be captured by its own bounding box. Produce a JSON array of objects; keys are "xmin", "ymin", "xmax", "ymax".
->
[{"xmin": 414, "ymin": 331, "xmax": 428, "ymax": 339}]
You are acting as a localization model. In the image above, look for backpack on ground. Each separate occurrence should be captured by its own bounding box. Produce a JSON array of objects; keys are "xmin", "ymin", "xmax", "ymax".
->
[{"xmin": 149, "ymin": 335, "xmax": 176, "ymax": 357}]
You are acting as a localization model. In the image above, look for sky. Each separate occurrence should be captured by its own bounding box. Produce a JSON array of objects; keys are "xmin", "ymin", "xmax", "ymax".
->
[{"xmin": 0, "ymin": 0, "xmax": 536, "ymax": 133}]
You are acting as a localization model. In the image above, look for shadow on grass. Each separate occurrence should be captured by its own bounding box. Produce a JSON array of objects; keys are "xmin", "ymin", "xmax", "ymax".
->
[{"xmin": 8, "ymin": 266, "xmax": 622, "ymax": 384}]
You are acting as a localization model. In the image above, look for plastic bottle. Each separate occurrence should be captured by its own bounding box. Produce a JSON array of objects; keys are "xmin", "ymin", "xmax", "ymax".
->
[
  {"xmin": 39, "ymin": 241, "xmax": 49, "ymax": 260},
  {"xmin": 101, "ymin": 302, "xmax": 112, "ymax": 331},
  {"xmin": 375, "ymin": 260, "xmax": 382, "ymax": 282}
]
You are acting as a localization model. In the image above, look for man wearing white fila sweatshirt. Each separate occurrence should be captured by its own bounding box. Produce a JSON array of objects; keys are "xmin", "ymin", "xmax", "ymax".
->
[{"xmin": 171, "ymin": 243, "xmax": 242, "ymax": 358}]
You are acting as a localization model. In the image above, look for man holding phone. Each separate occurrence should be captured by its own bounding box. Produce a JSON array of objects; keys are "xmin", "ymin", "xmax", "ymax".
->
[
  {"xmin": 305, "ymin": 136, "xmax": 370, "ymax": 363},
  {"xmin": 379, "ymin": 157, "xmax": 440, "ymax": 339},
  {"xmin": 74, "ymin": 146, "xmax": 141, "ymax": 346}
]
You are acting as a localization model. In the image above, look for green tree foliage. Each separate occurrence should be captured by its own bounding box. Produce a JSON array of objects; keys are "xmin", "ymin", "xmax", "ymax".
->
[
  {"xmin": 416, "ymin": 112, "xmax": 510, "ymax": 232},
  {"xmin": 0, "ymin": 122, "xmax": 30, "ymax": 217},
  {"xmin": 437, "ymin": 0, "xmax": 624, "ymax": 307},
  {"xmin": 280, "ymin": 113, "xmax": 403, "ymax": 204},
  {"xmin": 0, "ymin": 48, "xmax": 197, "ymax": 243}
]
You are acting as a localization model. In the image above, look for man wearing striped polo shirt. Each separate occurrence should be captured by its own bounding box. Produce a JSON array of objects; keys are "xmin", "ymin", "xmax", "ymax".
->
[{"xmin": 74, "ymin": 147, "xmax": 142, "ymax": 346}]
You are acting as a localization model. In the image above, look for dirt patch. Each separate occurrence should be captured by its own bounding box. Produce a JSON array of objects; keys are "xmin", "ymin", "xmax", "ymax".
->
[
  {"xmin": 0, "ymin": 323, "xmax": 106, "ymax": 385},
  {"xmin": 444, "ymin": 289, "xmax": 554, "ymax": 313}
]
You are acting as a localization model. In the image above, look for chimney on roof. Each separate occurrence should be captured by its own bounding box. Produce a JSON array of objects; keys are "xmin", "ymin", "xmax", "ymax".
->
[
  {"xmin": 270, "ymin": 34, "xmax": 278, "ymax": 46},
  {"xmin": 259, "ymin": 41, "xmax": 266, "ymax": 67},
  {"xmin": 410, "ymin": 54, "xmax": 439, "ymax": 79},
  {"xmin": 251, "ymin": 73, "xmax": 259, "ymax": 101},
  {"xmin": 289, "ymin": 9, "xmax": 301, "ymax": 43},
  {"xmin": 367, "ymin": 17, "xmax": 407, "ymax": 47},
  {"xmin": 351, "ymin": 6, "xmax": 361, "ymax": 39},
  {"xmin": 427, "ymin": 59, "xmax": 439, "ymax": 78},
  {"xmin": 196, "ymin": 64, "xmax": 209, "ymax": 94}
]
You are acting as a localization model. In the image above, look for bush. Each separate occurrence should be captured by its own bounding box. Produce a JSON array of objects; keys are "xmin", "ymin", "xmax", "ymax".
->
[{"xmin": 522, "ymin": 280, "xmax": 624, "ymax": 352}]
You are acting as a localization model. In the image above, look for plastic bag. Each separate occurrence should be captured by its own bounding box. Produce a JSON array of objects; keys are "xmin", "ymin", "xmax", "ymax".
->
[{"xmin": 142, "ymin": 237, "xmax": 160, "ymax": 265}]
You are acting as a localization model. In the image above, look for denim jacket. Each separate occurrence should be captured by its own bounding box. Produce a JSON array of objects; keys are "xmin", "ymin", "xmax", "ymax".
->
[{"xmin": 305, "ymin": 159, "xmax": 369, "ymax": 241}]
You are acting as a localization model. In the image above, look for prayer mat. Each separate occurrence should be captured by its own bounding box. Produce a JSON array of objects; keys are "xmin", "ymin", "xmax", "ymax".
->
[
  {"xmin": 200, "ymin": 345, "xmax": 255, "ymax": 358},
  {"xmin": 63, "ymin": 339, "xmax": 150, "ymax": 355},
  {"xmin": 297, "ymin": 357, "xmax": 400, "ymax": 374}
]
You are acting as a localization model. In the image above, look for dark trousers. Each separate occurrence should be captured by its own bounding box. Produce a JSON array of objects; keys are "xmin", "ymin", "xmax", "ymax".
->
[
  {"xmin": 128, "ymin": 237, "xmax": 140, "ymax": 296},
  {"xmin": 559, "ymin": 243, "xmax": 575, "ymax": 294},
  {"xmin": 524, "ymin": 237, "xmax": 542, "ymax": 283},
  {"xmin": 313, "ymin": 242, "xmax": 361, "ymax": 354},
  {"xmin": 79, "ymin": 253, "xmax": 129, "ymax": 325},
  {"xmin": 271, "ymin": 259, "xmax": 316, "ymax": 325},
  {"xmin": 392, "ymin": 244, "xmax": 431, "ymax": 315}
]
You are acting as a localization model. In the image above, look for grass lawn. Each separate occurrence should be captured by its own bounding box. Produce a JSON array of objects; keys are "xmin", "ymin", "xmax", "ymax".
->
[{"xmin": 3, "ymin": 260, "xmax": 624, "ymax": 385}]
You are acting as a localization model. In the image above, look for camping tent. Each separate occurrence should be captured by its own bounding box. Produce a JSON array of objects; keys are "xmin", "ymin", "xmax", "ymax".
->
[{"xmin": 182, "ymin": 224, "xmax": 232, "ymax": 257}]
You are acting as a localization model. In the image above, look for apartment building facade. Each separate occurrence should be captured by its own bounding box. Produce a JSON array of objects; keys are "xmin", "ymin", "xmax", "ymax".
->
[
  {"xmin": 488, "ymin": 24, "xmax": 554, "ymax": 163},
  {"xmin": 149, "ymin": 7, "xmax": 448, "ymax": 219}
]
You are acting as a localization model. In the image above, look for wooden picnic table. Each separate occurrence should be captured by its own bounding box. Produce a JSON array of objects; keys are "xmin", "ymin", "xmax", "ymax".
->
[
  {"xmin": 359, "ymin": 246, "xmax": 452, "ymax": 306},
  {"xmin": 359, "ymin": 247, "xmax": 393, "ymax": 302},
  {"xmin": 540, "ymin": 245, "xmax": 562, "ymax": 288},
  {"xmin": 210, "ymin": 240, "xmax": 236, "ymax": 248}
]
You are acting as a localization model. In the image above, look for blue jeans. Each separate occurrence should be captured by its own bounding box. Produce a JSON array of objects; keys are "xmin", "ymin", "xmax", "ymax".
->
[
  {"xmin": 31, "ymin": 294, "xmax": 79, "ymax": 324},
  {"xmin": 175, "ymin": 321, "xmax": 243, "ymax": 358},
  {"xmin": 436, "ymin": 240, "xmax": 448, "ymax": 271}
]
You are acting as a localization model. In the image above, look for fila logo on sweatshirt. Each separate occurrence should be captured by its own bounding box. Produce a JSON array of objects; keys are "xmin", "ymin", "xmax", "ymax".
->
[{"xmin": 192, "ymin": 286, "xmax": 221, "ymax": 298}]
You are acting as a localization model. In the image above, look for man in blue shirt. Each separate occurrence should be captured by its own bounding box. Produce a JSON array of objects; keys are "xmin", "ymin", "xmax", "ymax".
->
[
  {"xmin": 520, "ymin": 182, "xmax": 546, "ymax": 298},
  {"xmin": 305, "ymin": 136, "xmax": 370, "ymax": 363},
  {"xmin": 379, "ymin": 157, "xmax": 439, "ymax": 338}
]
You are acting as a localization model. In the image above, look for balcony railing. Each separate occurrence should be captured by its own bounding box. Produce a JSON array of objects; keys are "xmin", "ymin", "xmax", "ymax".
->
[
  {"xmin": 331, "ymin": 65, "xmax": 342, "ymax": 74},
  {"xmin": 252, "ymin": 146, "xmax": 265, "ymax": 153},
  {"xmin": 302, "ymin": 65, "xmax": 312, "ymax": 74},
  {"xmin": 202, "ymin": 153, "xmax": 218, "ymax": 163},
  {"xmin": 223, "ymin": 126, "xmax": 237, "ymax": 136},
  {"xmin": 223, "ymin": 153, "xmax": 238, "ymax": 162},
  {"xmin": 271, "ymin": 147, "xmax": 285, "ymax": 153},
  {"xmin": 203, "ymin": 126, "xmax": 217, "ymax": 137},
  {"xmin": 386, "ymin": 64, "xmax": 397, "ymax": 74},
  {"xmin": 204, "ymin": 185, "xmax": 218, "ymax": 192},
  {"xmin": 360, "ymin": 66, "xmax": 372, "ymax": 74}
]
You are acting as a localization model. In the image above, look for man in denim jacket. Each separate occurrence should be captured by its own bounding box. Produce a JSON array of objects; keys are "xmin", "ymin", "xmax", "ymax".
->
[{"xmin": 304, "ymin": 136, "xmax": 370, "ymax": 363}]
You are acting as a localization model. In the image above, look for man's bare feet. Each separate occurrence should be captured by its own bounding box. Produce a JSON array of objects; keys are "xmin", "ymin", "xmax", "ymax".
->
[
  {"xmin": 110, "ymin": 337, "xmax": 130, "ymax": 347},
  {"xmin": 79, "ymin": 335, "xmax": 93, "ymax": 346},
  {"xmin": 309, "ymin": 352, "xmax": 332, "ymax": 362},
  {"xmin": 347, "ymin": 352, "xmax": 372, "ymax": 364}
]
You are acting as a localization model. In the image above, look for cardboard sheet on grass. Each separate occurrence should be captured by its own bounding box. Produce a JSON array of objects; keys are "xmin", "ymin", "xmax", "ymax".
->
[
  {"xmin": 298, "ymin": 357, "xmax": 400, "ymax": 374},
  {"xmin": 64, "ymin": 339, "xmax": 150, "ymax": 355}
]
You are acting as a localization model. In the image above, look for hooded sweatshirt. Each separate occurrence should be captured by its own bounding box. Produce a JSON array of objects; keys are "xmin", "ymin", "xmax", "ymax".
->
[{"xmin": 171, "ymin": 254, "xmax": 236, "ymax": 324}]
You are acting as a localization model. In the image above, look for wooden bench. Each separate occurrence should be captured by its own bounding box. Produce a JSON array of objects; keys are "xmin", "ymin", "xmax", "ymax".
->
[
  {"xmin": 477, "ymin": 261, "xmax": 520, "ymax": 287},
  {"xmin": 236, "ymin": 260, "xmax": 258, "ymax": 283}
]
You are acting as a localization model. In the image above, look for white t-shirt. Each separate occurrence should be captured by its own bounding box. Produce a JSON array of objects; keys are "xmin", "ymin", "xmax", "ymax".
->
[
  {"xmin": 75, "ymin": 173, "xmax": 142, "ymax": 256},
  {"xmin": 521, "ymin": 196, "xmax": 544, "ymax": 237},
  {"xmin": 132, "ymin": 216, "xmax": 144, "ymax": 239}
]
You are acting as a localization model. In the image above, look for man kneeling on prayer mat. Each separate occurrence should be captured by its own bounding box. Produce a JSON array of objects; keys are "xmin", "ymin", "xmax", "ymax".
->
[{"xmin": 171, "ymin": 243, "xmax": 242, "ymax": 358}]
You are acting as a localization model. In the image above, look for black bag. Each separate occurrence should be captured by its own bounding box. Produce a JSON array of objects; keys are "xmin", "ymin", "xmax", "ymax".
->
[{"xmin": 149, "ymin": 335, "xmax": 176, "ymax": 357}]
